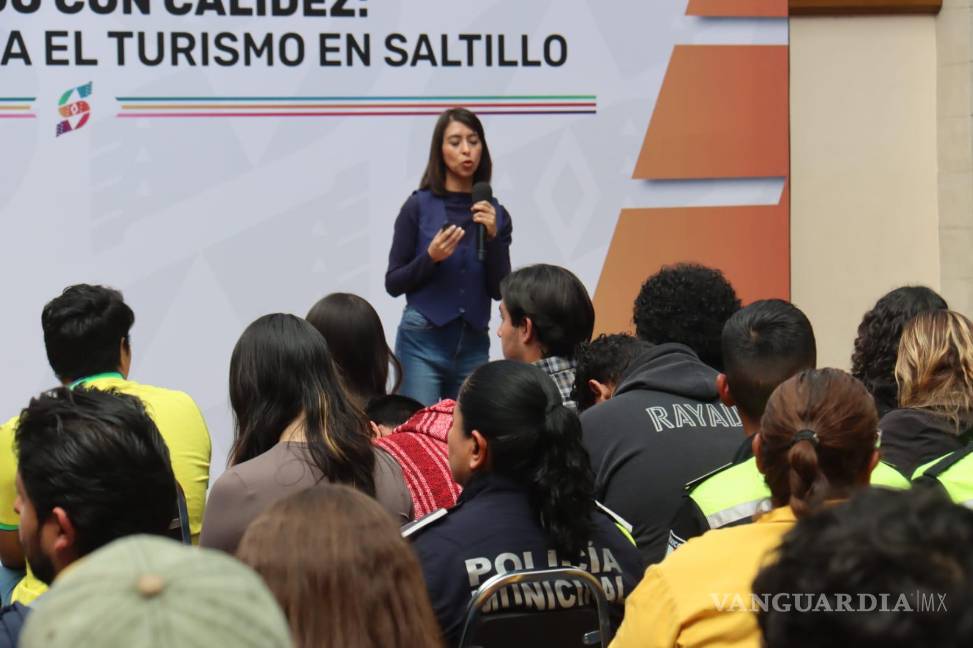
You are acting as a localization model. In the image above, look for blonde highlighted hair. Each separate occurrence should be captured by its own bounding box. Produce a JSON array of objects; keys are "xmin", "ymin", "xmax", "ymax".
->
[{"xmin": 895, "ymin": 310, "xmax": 973, "ymax": 430}]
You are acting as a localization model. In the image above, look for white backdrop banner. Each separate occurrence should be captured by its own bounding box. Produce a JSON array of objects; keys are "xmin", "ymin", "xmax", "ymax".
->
[{"xmin": 0, "ymin": 1, "xmax": 787, "ymax": 476}]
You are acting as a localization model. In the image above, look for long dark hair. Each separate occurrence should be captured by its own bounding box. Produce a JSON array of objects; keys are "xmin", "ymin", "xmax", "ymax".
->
[
  {"xmin": 851, "ymin": 286, "xmax": 947, "ymax": 415},
  {"xmin": 238, "ymin": 484, "xmax": 443, "ymax": 648},
  {"xmin": 759, "ymin": 369, "xmax": 878, "ymax": 517},
  {"xmin": 457, "ymin": 360, "xmax": 594, "ymax": 558},
  {"xmin": 306, "ymin": 293, "xmax": 402, "ymax": 407},
  {"xmin": 228, "ymin": 314, "xmax": 376, "ymax": 496},
  {"xmin": 419, "ymin": 108, "xmax": 492, "ymax": 195}
]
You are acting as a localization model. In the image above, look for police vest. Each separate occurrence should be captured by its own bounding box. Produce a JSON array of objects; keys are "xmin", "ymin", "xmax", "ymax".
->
[
  {"xmin": 912, "ymin": 444, "xmax": 973, "ymax": 507},
  {"xmin": 688, "ymin": 458, "xmax": 909, "ymax": 531},
  {"xmin": 688, "ymin": 457, "xmax": 771, "ymax": 531}
]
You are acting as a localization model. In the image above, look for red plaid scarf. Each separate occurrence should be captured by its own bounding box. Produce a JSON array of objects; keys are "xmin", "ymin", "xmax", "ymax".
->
[{"xmin": 375, "ymin": 399, "xmax": 463, "ymax": 519}]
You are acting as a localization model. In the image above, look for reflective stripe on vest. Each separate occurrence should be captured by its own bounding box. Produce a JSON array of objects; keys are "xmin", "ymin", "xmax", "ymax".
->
[
  {"xmin": 705, "ymin": 497, "xmax": 773, "ymax": 529},
  {"xmin": 690, "ymin": 457, "xmax": 771, "ymax": 529},
  {"xmin": 595, "ymin": 501, "xmax": 638, "ymax": 547}
]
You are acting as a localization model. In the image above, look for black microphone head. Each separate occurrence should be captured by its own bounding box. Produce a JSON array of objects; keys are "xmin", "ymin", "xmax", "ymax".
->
[{"xmin": 471, "ymin": 182, "xmax": 493, "ymax": 204}]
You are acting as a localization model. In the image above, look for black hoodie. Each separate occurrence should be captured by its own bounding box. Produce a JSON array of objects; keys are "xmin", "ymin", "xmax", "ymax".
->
[
  {"xmin": 581, "ymin": 343, "xmax": 743, "ymax": 565},
  {"xmin": 879, "ymin": 407, "xmax": 973, "ymax": 477}
]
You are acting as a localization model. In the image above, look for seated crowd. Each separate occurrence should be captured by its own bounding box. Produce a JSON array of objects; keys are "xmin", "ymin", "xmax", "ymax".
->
[{"xmin": 0, "ymin": 263, "xmax": 972, "ymax": 647}]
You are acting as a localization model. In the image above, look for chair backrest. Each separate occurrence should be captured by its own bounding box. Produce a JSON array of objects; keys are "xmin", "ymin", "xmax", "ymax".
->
[
  {"xmin": 165, "ymin": 482, "xmax": 191, "ymax": 545},
  {"xmin": 457, "ymin": 567, "xmax": 612, "ymax": 648}
]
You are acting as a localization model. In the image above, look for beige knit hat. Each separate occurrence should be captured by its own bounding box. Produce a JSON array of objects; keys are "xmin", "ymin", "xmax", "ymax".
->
[{"xmin": 20, "ymin": 535, "xmax": 292, "ymax": 648}]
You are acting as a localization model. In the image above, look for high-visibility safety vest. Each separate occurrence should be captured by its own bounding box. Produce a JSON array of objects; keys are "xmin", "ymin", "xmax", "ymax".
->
[
  {"xmin": 690, "ymin": 458, "xmax": 910, "ymax": 530},
  {"xmin": 871, "ymin": 461, "xmax": 912, "ymax": 489},
  {"xmin": 912, "ymin": 444, "xmax": 973, "ymax": 507}
]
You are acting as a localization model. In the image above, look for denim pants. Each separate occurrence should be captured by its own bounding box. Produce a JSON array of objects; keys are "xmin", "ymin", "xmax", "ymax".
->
[{"xmin": 395, "ymin": 306, "xmax": 490, "ymax": 406}]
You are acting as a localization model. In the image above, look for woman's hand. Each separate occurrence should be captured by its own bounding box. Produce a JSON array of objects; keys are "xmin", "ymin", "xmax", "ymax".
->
[
  {"xmin": 427, "ymin": 225, "xmax": 465, "ymax": 262},
  {"xmin": 471, "ymin": 201, "xmax": 497, "ymax": 240}
]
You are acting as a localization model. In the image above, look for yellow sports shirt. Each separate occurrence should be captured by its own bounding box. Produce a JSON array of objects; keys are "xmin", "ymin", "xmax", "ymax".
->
[
  {"xmin": 0, "ymin": 373, "xmax": 211, "ymax": 604},
  {"xmin": 610, "ymin": 507, "xmax": 797, "ymax": 648}
]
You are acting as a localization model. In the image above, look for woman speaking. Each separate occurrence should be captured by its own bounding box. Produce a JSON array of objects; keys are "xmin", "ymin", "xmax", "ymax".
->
[{"xmin": 385, "ymin": 108, "xmax": 513, "ymax": 405}]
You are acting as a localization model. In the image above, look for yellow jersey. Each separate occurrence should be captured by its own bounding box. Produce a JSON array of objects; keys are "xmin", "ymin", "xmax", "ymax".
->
[{"xmin": 0, "ymin": 373, "xmax": 211, "ymax": 604}]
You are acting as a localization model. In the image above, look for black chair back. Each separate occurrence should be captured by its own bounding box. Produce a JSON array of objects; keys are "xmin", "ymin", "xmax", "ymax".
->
[
  {"xmin": 165, "ymin": 482, "xmax": 191, "ymax": 545},
  {"xmin": 458, "ymin": 568, "xmax": 611, "ymax": 648}
]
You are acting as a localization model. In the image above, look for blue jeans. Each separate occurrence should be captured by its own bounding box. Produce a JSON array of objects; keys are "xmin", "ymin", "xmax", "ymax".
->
[{"xmin": 395, "ymin": 306, "xmax": 490, "ymax": 406}]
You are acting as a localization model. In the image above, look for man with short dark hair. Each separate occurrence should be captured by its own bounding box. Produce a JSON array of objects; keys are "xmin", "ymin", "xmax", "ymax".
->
[
  {"xmin": 0, "ymin": 387, "xmax": 179, "ymax": 647},
  {"xmin": 666, "ymin": 299, "xmax": 909, "ymax": 553},
  {"xmin": 0, "ymin": 284, "xmax": 211, "ymax": 604},
  {"xmin": 366, "ymin": 394, "xmax": 425, "ymax": 437},
  {"xmin": 666, "ymin": 299, "xmax": 817, "ymax": 552},
  {"xmin": 581, "ymin": 264, "xmax": 743, "ymax": 565},
  {"xmin": 498, "ymin": 264, "xmax": 595, "ymax": 410},
  {"xmin": 571, "ymin": 334, "xmax": 651, "ymax": 413},
  {"xmin": 753, "ymin": 487, "xmax": 973, "ymax": 648}
]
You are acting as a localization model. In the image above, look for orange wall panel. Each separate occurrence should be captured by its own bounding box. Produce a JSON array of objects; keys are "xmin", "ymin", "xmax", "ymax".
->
[
  {"xmin": 593, "ymin": 185, "xmax": 790, "ymax": 335},
  {"xmin": 687, "ymin": 0, "xmax": 788, "ymax": 17},
  {"xmin": 633, "ymin": 45, "xmax": 788, "ymax": 180}
]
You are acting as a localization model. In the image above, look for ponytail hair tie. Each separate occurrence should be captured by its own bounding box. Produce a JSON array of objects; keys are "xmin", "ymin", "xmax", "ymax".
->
[{"xmin": 791, "ymin": 429, "xmax": 819, "ymax": 448}]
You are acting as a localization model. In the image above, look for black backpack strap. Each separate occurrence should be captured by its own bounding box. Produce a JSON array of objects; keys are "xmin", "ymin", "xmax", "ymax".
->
[{"xmin": 921, "ymin": 443, "xmax": 973, "ymax": 480}]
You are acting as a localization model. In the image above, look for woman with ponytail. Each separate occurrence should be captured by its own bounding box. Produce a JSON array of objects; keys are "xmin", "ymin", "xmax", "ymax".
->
[
  {"xmin": 610, "ymin": 369, "xmax": 880, "ymax": 648},
  {"xmin": 407, "ymin": 360, "xmax": 643, "ymax": 647}
]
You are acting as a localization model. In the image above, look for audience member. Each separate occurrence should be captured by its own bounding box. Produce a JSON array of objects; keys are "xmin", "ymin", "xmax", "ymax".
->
[
  {"xmin": 200, "ymin": 314, "xmax": 412, "ymax": 554},
  {"xmin": 667, "ymin": 299, "xmax": 817, "ymax": 552},
  {"xmin": 880, "ymin": 310, "xmax": 973, "ymax": 476},
  {"xmin": 372, "ymin": 397, "xmax": 463, "ymax": 518},
  {"xmin": 632, "ymin": 263, "xmax": 741, "ymax": 371},
  {"xmin": 306, "ymin": 292, "xmax": 403, "ymax": 410},
  {"xmin": 238, "ymin": 484, "xmax": 443, "ymax": 648},
  {"xmin": 851, "ymin": 285, "xmax": 948, "ymax": 417},
  {"xmin": 572, "ymin": 334, "xmax": 651, "ymax": 413},
  {"xmin": 610, "ymin": 368, "xmax": 880, "ymax": 648},
  {"xmin": 366, "ymin": 394, "xmax": 424, "ymax": 437},
  {"xmin": 0, "ymin": 388, "xmax": 179, "ymax": 647},
  {"xmin": 498, "ymin": 264, "xmax": 595, "ymax": 410},
  {"xmin": 19, "ymin": 535, "xmax": 292, "ymax": 648},
  {"xmin": 409, "ymin": 361, "xmax": 643, "ymax": 647},
  {"xmin": 582, "ymin": 264, "xmax": 743, "ymax": 565},
  {"xmin": 0, "ymin": 284, "xmax": 211, "ymax": 604},
  {"xmin": 753, "ymin": 487, "xmax": 973, "ymax": 648},
  {"xmin": 667, "ymin": 300, "xmax": 909, "ymax": 555}
]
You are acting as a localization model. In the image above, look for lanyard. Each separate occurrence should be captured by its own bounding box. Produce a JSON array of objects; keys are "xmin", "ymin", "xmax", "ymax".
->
[{"xmin": 68, "ymin": 372, "xmax": 124, "ymax": 390}]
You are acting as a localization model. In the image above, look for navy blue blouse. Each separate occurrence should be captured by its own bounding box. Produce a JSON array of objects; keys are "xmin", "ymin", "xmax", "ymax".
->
[{"xmin": 385, "ymin": 189, "xmax": 512, "ymax": 330}]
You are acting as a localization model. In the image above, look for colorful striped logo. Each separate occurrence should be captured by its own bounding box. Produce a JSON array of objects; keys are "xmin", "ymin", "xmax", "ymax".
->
[
  {"xmin": 0, "ymin": 97, "xmax": 36, "ymax": 119},
  {"xmin": 57, "ymin": 82, "xmax": 93, "ymax": 137},
  {"xmin": 116, "ymin": 95, "xmax": 597, "ymax": 119}
]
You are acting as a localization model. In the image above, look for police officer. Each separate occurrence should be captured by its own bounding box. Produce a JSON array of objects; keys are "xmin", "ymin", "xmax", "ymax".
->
[
  {"xmin": 406, "ymin": 360, "xmax": 643, "ymax": 647},
  {"xmin": 667, "ymin": 300, "xmax": 817, "ymax": 551},
  {"xmin": 668, "ymin": 300, "xmax": 910, "ymax": 554}
]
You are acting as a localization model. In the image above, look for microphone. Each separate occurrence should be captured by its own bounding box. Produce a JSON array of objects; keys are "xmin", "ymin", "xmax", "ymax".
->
[{"xmin": 472, "ymin": 181, "xmax": 492, "ymax": 263}]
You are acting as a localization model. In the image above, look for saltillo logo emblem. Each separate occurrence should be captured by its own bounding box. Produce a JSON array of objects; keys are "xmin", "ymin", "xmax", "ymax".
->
[{"xmin": 56, "ymin": 82, "xmax": 92, "ymax": 137}]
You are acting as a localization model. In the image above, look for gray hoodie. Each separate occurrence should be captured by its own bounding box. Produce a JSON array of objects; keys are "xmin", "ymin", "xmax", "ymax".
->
[{"xmin": 581, "ymin": 342, "xmax": 743, "ymax": 565}]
